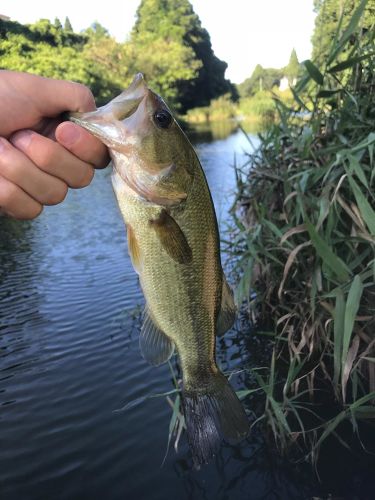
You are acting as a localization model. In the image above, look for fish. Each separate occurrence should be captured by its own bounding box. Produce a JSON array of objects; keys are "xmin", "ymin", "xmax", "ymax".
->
[{"xmin": 69, "ymin": 74, "xmax": 249, "ymax": 466}]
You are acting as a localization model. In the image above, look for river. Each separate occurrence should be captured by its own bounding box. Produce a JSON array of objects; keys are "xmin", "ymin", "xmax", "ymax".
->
[{"xmin": 0, "ymin": 123, "xmax": 354, "ymax": 500}]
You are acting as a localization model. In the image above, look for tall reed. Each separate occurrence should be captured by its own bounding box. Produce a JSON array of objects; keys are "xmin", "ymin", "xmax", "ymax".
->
[{"xmin": 232, "ymin": 0, "xmax": 375, "ymax": 458}]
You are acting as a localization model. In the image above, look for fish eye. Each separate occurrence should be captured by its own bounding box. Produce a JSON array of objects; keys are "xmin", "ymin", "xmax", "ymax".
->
[{"xmin": 153, "ymin": 109, "xmax": 172, "ymax": 129}]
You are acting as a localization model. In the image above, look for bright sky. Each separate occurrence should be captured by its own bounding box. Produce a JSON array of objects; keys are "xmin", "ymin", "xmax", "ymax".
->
[{"xmin": 3, "ymin": 0, "xmax": 316, "ymax": 83}]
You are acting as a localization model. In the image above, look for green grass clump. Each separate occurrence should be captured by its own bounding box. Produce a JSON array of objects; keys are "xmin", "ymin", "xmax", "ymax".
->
[
  {"xmin": 184, "ymin": 93, "xmax": 237, "ymax": 123},
  {"xmin": 232, "ymin": 0, "xmax": 375, "ymax": 459}
]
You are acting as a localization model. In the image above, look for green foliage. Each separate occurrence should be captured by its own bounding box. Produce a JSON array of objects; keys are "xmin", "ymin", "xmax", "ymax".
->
[
  {"xmin": 238, "ymin": 91, "xmax": 277, "ymax": 122},
  {"xmin": 184, "ymin": 93, "xmax": 236, "ymax": 123},
  {"xmin": 64, "ymin": 17, "xmax": 73, "ymax": 32},
  {"xmin": 130, "ymin": 0, "xmax": 236, "ymax": 111},
  {"xmin": 0, "ymin": 18, "xmax": 122, "ymax": 104},
  {"xmin": 0, "ymin": 1, "xmax": 235, "ymax": 111},
  {"xmin": 312, "ymin": 0, "xmax": 375, "ymax": 64},
  {"xmin": 232, "ymin": 1, "xmax": 375, "ymax": 460},
  {"xmin": 284, "ymin": 48, "xmax": 301, "ymax": 84},
  {"xmin": 238, "ymin": 64, "xmax": 284, "ymax": 98}
]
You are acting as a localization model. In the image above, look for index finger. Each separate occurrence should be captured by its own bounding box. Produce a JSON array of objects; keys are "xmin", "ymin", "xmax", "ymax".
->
[
  {"xmin": 0, "ymin": 72, "xmax": 98, "ymax": 137},
  {"xmin": 2, "ymin": 71, "xmax": 96, "ymax": 116},
  {"xmin": 55, "ymin": 122, "xmax": 110, "ymax": 169}
]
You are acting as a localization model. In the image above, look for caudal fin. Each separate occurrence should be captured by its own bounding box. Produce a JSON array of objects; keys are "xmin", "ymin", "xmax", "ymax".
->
[{"xmin": 182, "ymin": 372, "xmax": 249, "ymax": 467}]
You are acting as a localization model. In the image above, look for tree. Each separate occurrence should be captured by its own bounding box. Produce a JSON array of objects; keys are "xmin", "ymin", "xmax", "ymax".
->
[
  {"xmin": 0, "ymin": 18, "xmax": 112, "ymax": 104},
  {"xmin": 237, "ymin": 65, "xmax": 283, "ymax": 98},
  {"xmin": 64, "ymin": 17, "xmax": 73, "ymax": 32},
  {"xmin": 54, "ymin": 17, "xmax": 62, "ymax": 30},
  {"xmin": 284, "ymin": 48, "xmax": 300, "ymax": 84},
  {"xmin": 130, "ymin": 0, "xmax": 235, "ymax": 111},
  {"xmin": 312, "ymin": 0, "xmax": 375, "ymax": 64}
]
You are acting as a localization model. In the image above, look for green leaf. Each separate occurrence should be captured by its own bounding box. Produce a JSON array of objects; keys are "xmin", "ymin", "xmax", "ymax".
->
[
  {"xmin": 269, "ymin": 397, "xmax": 291, "ymax": 433},
  {"xmin": 333, "ymin": 289, "xmax": 345, "ymax": 387},
  {"xmin": 294, "ymin": 73, "xmax": 311, "ymax": 94},
  {"xmin": 342, "ymin": 275, "xmax": 363, "ymax": 381},
  {"xmin": 347, "ymin": 175, "xmax": 375, "ymax": 235},
  {"xmin": 328, "ymin": 0, "xmax": 369, "ymax": 64},
  {"xmin": 328, "ymin": 52, "xmax": 375, "ymax": 73},
  {"xmin": 303, "ymin": 60, "xmax": 324, "ymax": 85},
  {"xmin": 316, "ymin": 410, "xmax": 347, "ymax": 448},
  {"xmin": 317, "ymin": 89, "xmax": 341, "ymax": 98},
  {"xmin": 290, "ymin": 86, "xmax": 308, "ymax": 109},
  {"xmin": 305, "ymin": 221, "xmax": 351, "ymax": 282},
  {"xmin": 347, "ymin": 155, "xmax": 369, "ymax": 189}
]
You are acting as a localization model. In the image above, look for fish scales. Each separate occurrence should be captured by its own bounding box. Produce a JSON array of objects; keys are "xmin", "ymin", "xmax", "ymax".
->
[{"xmin": 116, "ymin": 157, "xmax": 220, "ymax": 385}]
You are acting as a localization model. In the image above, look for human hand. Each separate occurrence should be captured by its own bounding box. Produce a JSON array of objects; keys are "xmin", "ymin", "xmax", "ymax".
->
[{"xmin": 0, "ymin": 71, "xmax": 110, "ymax": 219}]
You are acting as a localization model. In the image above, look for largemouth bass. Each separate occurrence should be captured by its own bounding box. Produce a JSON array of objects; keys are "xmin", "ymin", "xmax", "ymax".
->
[{"xmin": 70, "ymin": 74, "xmax": 248, "ymax": 465}]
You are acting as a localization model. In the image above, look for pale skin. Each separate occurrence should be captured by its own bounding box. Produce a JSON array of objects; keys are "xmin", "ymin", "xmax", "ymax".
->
[{"xmin": 0, "ymin": 71, "xmax": 110, "ymax": 219}]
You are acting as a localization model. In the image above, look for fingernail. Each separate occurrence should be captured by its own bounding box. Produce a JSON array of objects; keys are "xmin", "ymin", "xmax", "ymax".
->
[
  {"xmin": 11, "ymin": 130, "xmax": 33, "ymax": 150},
  {"xmin": 58, "ymin": 123, "xmax": 81, "ymax": 147}
]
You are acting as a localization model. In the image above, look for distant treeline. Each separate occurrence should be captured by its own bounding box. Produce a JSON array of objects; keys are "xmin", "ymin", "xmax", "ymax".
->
[
  {"xmin": 1, "ymin": 0, "xmax": 373, "ymax": 115},
  {"xmin": 0, "ymin": 0, "xmax": 237, "ymax": 112}
]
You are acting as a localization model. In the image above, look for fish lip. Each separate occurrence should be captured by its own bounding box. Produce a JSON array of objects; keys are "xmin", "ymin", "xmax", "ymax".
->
[
  {"xmin": 67, "ymin": 73, "xmax": 149, "ymax": 144},
  {"xmin": 68, "ymin": 115, "xmax": 105, "ymax": 136}
]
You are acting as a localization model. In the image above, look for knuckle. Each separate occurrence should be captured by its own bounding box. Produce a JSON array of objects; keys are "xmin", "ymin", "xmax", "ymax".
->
[
  {"xmin": 73, "ymin": 83, "xmax": 95, "ymax": 112},
  {"xmin": 34, "ymin": 144, "xmax": 55, "ymax": 170}
]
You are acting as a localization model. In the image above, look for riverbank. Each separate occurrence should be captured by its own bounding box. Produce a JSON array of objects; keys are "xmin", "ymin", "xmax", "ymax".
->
[{"xmin": 183, "ymin": 88, "xmax": 294, "ymax": 127}]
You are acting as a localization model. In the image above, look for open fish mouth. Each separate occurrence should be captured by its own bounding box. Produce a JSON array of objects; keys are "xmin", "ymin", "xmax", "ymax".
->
[{"xmin": 68, "ymin": 73, "xmax": 148, "ymax": 143}]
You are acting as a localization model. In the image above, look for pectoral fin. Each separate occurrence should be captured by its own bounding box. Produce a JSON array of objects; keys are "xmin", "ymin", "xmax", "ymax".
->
[
  {"xmin": 149, "ymin": 210, "xmax": 192, "ymax": 264},
  {"xmin": 140, "ymin": 307, "xmax": 174, "ymax": 366},
  {"xmin": 216, "ymin": 276, "xmax": 236, "ymax": 336},
  {"xmin": 126, "ymin": 224, "xmax": 141, "ymax": 273}
]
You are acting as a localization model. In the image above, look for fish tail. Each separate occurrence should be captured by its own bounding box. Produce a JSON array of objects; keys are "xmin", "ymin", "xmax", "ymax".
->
[{"xmin": 182, "ymin": 371, "xmax": 249, "ymax": 467}]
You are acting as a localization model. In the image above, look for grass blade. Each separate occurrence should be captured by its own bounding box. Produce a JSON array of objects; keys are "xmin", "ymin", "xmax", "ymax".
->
[
  {"xmin": 341, "ymin": 275, "xmax": 364, "ymax": 400},
  {"xmin": 303, "ymin": 60, "xmax": 324, "ymax": 85},
  {"xmin": 333, "ymin": 289, "xmax": 346, "ymax": 388},
  {"xmin": 347, "ymin": 176, "xmax": 375, "ymax": 235},
  {"xmin": 328, "ymin": 51, "xmax": 375, "ymax": 73},
  {"xmin": 328, "ymin": 0, "xmax": 369, "ymax": 64},
  {"xmin": 305, "ymin": 221, "xmax": 351, "ymax": 282}
]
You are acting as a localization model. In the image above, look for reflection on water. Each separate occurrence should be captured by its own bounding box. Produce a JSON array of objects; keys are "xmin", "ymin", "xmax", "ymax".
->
[
  {"xmin": 188, "ymin": 120, "xmax": 238, "ymax": 142},
  {"xmin": 0, "ymin": 123, "xmax": 330, "ymax": 500}
]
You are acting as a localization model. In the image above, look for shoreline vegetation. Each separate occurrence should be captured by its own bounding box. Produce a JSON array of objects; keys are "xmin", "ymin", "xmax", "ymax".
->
[
  {"xmin": 183, "ymin": 89, "xmax": 295, "ymax": 126},
  {"xmin": 231, "ymin": 0, "xmax": 375, "ymax": 464}
]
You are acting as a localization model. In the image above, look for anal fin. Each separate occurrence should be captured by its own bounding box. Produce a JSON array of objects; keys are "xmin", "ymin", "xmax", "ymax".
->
[{"xmin": 140, "ymin": 307, "xmax": 174, "ymax": 366}]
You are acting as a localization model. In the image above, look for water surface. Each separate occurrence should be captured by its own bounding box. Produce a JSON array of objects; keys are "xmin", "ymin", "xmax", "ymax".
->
[{"xmin": 1, "ymin": 125, "xmax": 321, "ymax": 500}]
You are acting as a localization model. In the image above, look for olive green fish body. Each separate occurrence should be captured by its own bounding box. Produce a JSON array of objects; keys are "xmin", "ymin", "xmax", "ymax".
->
[
  {"xmin": 112, "ymin": 149, "xmax": 221, "ymax": 390},
  {"xmin": 69, "ymin": 74, "xmax": 248, "ymax": 466}
]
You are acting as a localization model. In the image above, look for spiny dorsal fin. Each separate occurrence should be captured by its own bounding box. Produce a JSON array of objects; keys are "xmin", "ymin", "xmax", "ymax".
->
[
  {"xmin": 216, "ymin": 276, "xmax": 236, "ymax": 336},
  {"xmin": 149, "ymin": 209, "xmax": 192, "ymax": 264},
  {"xmin": 140, "ymin": 307, "xmax": 174, "ymax": 366},
  {"xmin": 126, "ymin": 224, "xmax": 141, "ymax": 274}
]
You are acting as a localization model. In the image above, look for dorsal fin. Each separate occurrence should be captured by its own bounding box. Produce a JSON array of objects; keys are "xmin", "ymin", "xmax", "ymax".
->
[{"xmin": 140, "ymin": 307, "xmax": 174, "ymax": 366}]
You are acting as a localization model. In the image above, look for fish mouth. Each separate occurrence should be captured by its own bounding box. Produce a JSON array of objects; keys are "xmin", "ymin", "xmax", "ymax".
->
[{"xmin": 67, "ymin": 73, "xmax": 148, "ymax": 145}]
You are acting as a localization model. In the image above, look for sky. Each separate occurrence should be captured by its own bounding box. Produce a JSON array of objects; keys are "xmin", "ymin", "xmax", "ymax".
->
[{"xmin": 2, "ymin": 0, "xmax": 316, "ymax": 84}]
